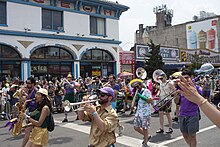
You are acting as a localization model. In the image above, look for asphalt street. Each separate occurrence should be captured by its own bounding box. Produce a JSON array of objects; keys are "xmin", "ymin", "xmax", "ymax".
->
[{"xmin": 0, "ymin": 106, "xmax": 220, "ymax": 147}]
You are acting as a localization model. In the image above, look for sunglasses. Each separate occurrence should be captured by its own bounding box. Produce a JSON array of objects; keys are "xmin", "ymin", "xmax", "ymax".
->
[
  {"xmin": 99, "ymin": 92, "xmax": 110, "ymax": 97},
  {"xmin": 183, "ymin": 76, "xmax": 190, "ymax": 79},
  {"xmin": 26, "ymin": 82, "xmax": 32, "ymax": 84}
]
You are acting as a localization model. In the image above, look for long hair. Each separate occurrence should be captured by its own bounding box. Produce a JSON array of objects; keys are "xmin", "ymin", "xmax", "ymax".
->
[{"xmin": 37, "ymin": 94, "xmax": 52, "ymax": 112}]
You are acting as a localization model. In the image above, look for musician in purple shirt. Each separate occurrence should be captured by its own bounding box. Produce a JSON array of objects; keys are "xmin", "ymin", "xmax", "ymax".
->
[
  {"xmin": 21, "ymin": 77, "xmax": 37, "ymax": 147},
  {"xmin": 179, "ymin": 69, "xmax": 203, "ymax": 147}
]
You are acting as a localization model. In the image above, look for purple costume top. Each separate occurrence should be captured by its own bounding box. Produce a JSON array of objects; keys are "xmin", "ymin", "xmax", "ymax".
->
[
  {"xmin": 26, "ymin": 87, "xmax": 38, "ymax": 112},
  {"xmin": 179, "ymin": 85, "xmax": 203, "ymax": 117},
  {"xmin": 64, "ymin": 81, "xmax": 75, "ymax": 94}
]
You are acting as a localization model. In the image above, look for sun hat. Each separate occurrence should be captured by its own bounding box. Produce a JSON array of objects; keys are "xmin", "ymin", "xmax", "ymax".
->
[{"xmin": 37, "ymin": 88, "xmax": 50, "ymax": 100}]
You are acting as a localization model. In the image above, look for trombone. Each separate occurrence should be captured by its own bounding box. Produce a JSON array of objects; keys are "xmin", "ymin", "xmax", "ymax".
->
[{"xmin": 153, "ymin": 90, "xmax": 179, "ymax": 112}]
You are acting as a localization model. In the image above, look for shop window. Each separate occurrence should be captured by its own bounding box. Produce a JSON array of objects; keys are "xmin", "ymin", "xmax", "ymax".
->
[
  {"xmin": 92, "ymin": 50, "xmax": 102, "ymax": 60},
  {"xmin": 90, "ymin": 16, "xmax": 105, "ymax": 35},
  {"xmin": 103, "ymin": 51, "xmax": 113, "ymax": 60},
  {"xmin": 31, "ymin": 46, "xmax": 73, "ymax": 59},
  {"xmin": 60, "ymin": 48, "xmax": 72, "ymax": 59},
  {"xmin": 42, "ymin": 9, "xmax": 63, "ymax": 31},
  {"xmin": 0, "ymin": 2, "xmax": 6, "ymax": 25},
  {"xmin": 81, "ymin": 49, "xmax": 113, "ymax": 61},
  {"xmin": 0, "ymin": 45, "xmax": 20, "ymax": 58},
  {"xmin": 81, "ymin": 50, "xmax": 92, "ymax": 60},
  {"xmin": 45, "ymin": 47, "xmax": 59, "ymax": 59}
]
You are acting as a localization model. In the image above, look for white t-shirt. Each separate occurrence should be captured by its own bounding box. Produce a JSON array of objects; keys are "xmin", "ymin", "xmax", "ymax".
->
[{"xmin": 159, "ymin": 81, "xmax": 173, "ymax": 100}]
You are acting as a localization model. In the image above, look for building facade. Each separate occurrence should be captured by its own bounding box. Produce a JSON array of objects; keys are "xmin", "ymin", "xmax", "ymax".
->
[
  {"xmin": 134, "ymin": 5, "xmax": 220, "ymax": 72},
  {"xmin": 0, "ymin": 0, "xmax": 128, "ymax": 81}
]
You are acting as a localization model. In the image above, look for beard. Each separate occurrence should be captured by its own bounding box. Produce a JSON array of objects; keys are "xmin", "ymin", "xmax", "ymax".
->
[{"xmin": 98, "ymin": 98, "xmax": 109, "ymax": 105}]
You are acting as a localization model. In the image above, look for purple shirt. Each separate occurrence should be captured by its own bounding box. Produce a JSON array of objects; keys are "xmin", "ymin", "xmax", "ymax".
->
[
  {"xmin": 27, "ymin": 87, "xmax": 37, "ymax": 112},
  {"xmin": 64, "ymin": 81, "xmax": 75, "ymax": 93},
  {"xmin": 179, "ymin": 85, "xmax": 203, "ymax": 117}
]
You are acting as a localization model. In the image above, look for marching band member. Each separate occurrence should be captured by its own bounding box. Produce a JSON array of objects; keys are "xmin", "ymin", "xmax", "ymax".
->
[
  {"xmin": 21, "ymin": 88, "xmax": 52, "ymax": 147},
  {"xmin": 178, "ymin": 69, "xmax": 203, "ymax": 147},
  {"xmin": 132, "ymin": 81, "xmax": 153, "ymax": 147},
  {"xmin": 62, "ymin": 74, "xmax": 80, "ymax": 122},
  {"xmin": 156, "ymin": 73, "xmax": 176, "ymax": 134},
  {"xmin": 78, "ymin": 87, "xmax": 118, "ymax": 147},
  {"xmin": 21, "ymin": 77, "xmax": 38, "ymax": 147}
]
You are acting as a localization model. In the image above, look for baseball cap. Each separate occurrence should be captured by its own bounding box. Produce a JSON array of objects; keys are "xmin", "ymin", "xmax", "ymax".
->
[{"xmin": 98, "ymin": 87, "xmax": 114, "ymax": 98}]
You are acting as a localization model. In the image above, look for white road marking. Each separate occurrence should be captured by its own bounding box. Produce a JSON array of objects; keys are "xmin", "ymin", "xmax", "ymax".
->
[
  {"xmin": 158, "ymin": 125, "xmax": 217, "ymax": 146},
  {"xmin": 55, "ymin": 120, "xmax": 166, "ymax": 147}
]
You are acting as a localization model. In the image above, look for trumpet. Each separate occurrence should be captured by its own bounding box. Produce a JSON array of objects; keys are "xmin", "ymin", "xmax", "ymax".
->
[{"xmin": 63, "ymin": 95, "xmax": 98, "ymax": 111}]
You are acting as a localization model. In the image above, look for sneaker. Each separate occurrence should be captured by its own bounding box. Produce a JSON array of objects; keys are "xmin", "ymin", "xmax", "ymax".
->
[
  {"xmin": 156, "ymin": 128, "xmax": 164, "ymax": 133},
  {"xmin": 142, "ymin": 135, "xmax": 152, "ymax": 144},
  {"xmin": 142, "ymin": 142, "xmax": 148, "ymax": 147},
  {"xmin": 166, "ymin": 128, "xmax": 173, "ymax": 134},
  {"xmin": 172, "ymin": 117, "xmax": 178, "ymax": 122},
  {"xmin": 62, "ymin": 118, "xmax": 68, "ymax": 123}
]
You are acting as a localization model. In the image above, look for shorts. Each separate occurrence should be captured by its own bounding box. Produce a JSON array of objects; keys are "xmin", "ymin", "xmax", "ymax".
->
[
  {"xmin": 158, "ymin": 100, "xmax": 172, "ymax": 112},
  {"xmin": 179, "ymin": 114, "xmax": 199, "ymax": 134},
  {"xmin": 133, "ymin": 115, "xmax": 151, "ymax": 129}
]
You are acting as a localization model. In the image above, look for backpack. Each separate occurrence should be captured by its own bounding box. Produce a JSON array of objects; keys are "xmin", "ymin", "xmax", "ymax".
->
[{"xmin": 47, "ymin": 113, "xmax": 55, "ymax": 132}]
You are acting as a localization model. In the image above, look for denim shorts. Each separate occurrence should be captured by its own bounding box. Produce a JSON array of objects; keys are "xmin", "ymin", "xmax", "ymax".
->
[{"xmin": 179, "ymin": 114, "xmax": 199, "ymax": 134}]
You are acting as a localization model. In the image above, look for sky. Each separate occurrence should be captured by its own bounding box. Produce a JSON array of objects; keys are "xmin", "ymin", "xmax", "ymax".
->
[{"xmin": 114, "ymin": 0, "xmax": 220, "ymax": 51}]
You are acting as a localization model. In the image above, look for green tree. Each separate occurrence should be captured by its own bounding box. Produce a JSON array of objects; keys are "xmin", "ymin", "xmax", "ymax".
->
[
  {"xmin": 188, "ymin": 53, "xmax": 202, "ymax": 72},
  {"xmin": 144, "ymin": 40, "xmax": 164, "ymax": 78}
]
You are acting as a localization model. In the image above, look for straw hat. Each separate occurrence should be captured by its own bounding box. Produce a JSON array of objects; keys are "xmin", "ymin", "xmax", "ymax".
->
[{"xmin": 37, "ymin": 88, "xmax": 50, "ymax": 100}]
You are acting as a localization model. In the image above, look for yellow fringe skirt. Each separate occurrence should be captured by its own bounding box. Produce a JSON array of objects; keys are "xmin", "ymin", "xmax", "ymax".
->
[{"xmin": 29, "ymin": 127, "xmax": 48, "ymax": 146}]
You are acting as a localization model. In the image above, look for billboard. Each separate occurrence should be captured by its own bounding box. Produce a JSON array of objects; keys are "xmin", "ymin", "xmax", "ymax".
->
[
  {"xmin": 186, "ymin": 18, "xmax": 219, "ymax": 52},
  {"xmin": 135, "ymin": 45, "xmax": 179, "ymax": 61}
]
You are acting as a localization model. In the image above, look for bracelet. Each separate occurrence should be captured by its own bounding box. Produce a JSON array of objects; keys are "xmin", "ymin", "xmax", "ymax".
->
[
  {"xmin": 91, "ymin": 111, "xmax": 97, "ymax": 117},
  {"xmin": 199, "ymin": 99, "xmax": 208, "ymax": 107}
]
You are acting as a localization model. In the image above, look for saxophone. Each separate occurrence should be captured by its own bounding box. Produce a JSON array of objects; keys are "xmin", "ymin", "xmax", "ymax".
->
[{"xmin": 11, "ymin": 98, "xmax": 34, "ymax": 137}]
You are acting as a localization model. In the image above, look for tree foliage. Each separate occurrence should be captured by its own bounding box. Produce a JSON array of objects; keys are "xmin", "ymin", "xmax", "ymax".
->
[{"xmin": 144, "ymin": 40, "xmax": 164, "ymax": 78}]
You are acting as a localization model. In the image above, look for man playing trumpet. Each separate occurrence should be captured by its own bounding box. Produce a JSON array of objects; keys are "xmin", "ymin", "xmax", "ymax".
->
[
  {"xmin": 78, "ymin": 87, "xmax": 118, "ymax": 147},
  {"xmin": 62, "ymin": 74, "xmax": 80, "ymax": 122}
]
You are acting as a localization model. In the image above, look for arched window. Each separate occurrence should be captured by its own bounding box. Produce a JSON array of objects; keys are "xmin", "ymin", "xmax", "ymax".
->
[
  {"xmin": 0, "ymin": 44, "xmax": 21, "ymax": 80},
  {"xmin": 31, "ymin": 46, "xmax": 73, "ymax": 59},
  {"xmin": 81, "ymin": 49, "xmax": 114, "ymax": 61},
  {"xmin": 30, "ymin": 46, "xmax": 74, "ymax": 80},
  {"xmin": 0, "ymin": 44, "xmax": 21, "ymax": 58}
]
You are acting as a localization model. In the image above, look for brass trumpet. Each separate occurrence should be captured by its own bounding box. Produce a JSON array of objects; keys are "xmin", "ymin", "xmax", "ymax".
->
[{"xmin": 63, "ymin": 95, "xmax": 98, "ymax": 112}]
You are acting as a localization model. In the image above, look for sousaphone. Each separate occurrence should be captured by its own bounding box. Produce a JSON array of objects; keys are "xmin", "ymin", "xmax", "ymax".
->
[
  {"xmin": 136, "ymin": 67, "xmax": 147, "ymax": 79},
  {"xmin": 153, "ymin": 69, "xmax": 166, "ymax": 83}
]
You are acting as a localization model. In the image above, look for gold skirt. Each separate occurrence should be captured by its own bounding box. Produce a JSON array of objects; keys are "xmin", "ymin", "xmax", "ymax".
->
[{"xmin": 29, "ymin": 127, "xmax": 48, "ymax": 146}]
